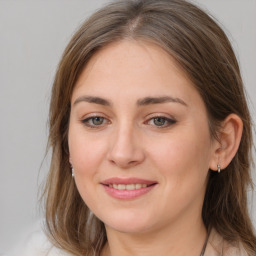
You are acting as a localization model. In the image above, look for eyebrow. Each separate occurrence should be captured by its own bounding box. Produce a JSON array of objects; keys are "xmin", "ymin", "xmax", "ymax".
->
[
  {"xmin": 136, "ymin": 96, "xmax": 187, "ymax": 107},
  {"xmin": 73, "ymin": 95, "xmax": 187, "ymax": 107},
  {"xmin": 73, "ymin": 96, "xmax": 112, "ymax": 106}
]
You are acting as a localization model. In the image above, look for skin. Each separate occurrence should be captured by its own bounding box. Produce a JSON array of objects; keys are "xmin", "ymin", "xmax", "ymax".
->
[{"xmin": 68, "ymin": 40, "xmax": 222, "ymax": 256}]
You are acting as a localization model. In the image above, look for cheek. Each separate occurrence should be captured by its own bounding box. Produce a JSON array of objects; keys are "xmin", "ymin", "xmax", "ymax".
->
[
  {"xmin": 151, "ymin": 137, "xmax": 209, "ymax": 171},
  {"xmin": 68, "ymin": 130, "xmax": 107, "ymax": 211},
  {"xmin": 150, "ymin": 135, "xmax": 210, "ymax": 214},
  {"xmin": 68, "ymin": 130, "xmax": 110, "ymax": 198},
  {"xmin": 69, "ymin": 128, "xmax": 104, "ymax": 169},
  {"xmin": 149, "ymin": 126, "xmax": 211, "ymax": 190}
]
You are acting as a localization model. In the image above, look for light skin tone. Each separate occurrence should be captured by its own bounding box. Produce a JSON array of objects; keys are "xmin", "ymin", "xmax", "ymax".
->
[{"xmin": 68, "ymin": 40, "xmax": 243, "ymax": 256}]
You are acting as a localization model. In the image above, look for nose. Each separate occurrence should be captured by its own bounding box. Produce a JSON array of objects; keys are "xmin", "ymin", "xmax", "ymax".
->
[{"xmin": 107, "ymin": 125, "xmax": 145, "ymax": 169}]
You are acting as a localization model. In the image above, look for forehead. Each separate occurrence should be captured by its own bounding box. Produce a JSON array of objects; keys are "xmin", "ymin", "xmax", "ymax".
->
[
  {"xmin": 79, "ymin": 39, "xmax": 187, "ymax": 80},
  {"xmin": 72, "ymin": 39, "xmax": 198, "ymax": 105}
]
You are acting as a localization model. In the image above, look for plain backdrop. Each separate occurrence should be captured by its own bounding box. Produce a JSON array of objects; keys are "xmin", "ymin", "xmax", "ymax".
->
[{"xmin": 0, "ymin": 0, "xmax": 255, "ymax": 253}]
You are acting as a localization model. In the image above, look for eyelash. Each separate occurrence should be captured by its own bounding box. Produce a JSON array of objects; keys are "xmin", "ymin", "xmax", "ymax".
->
[
  {"xmin": 81, "ymin": 116, "xmax": 109, "ymax": 128},
  {"xmin": 146, "ymin": 116, "xmax": 176, "ymax": 128},
  {"xmin": 81, "ymin": 115, "xmax": 176, "ymax": 129}
]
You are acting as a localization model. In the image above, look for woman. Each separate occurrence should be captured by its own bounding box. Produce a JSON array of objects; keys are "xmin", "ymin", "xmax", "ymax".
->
[{"xmin": 43, "ymin": 0, "xmax": 256, "ymax": 255}]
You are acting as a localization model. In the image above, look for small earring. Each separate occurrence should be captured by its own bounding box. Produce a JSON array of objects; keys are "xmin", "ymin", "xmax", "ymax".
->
[
  {"xmin": 70, "ymin": 164, "xmax": 75, "ymax": 177},
  {"xmin": 217, "ymin": 164, "xmax": 221, "ymax": 173}
]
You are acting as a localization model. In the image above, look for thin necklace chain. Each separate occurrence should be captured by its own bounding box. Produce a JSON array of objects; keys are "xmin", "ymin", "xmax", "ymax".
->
[{"xmin": 200, "ymin": 232, "xmax": 209, "ymax": 256}]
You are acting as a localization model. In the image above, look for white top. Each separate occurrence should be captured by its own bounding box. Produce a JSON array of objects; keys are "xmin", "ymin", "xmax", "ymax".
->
[
  {"xmin": 4, "ymin": 225, "xmax": 248, "ymax": 256},
  {"xmin": 4, "ymin": 224, "xmax": 71, "ymax": 256}
]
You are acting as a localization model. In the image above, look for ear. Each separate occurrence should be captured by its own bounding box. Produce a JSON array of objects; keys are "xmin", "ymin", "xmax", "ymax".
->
[
  {"xmin": 209, "ymin": 114, "xmax": 243, "ymax": 171},
  {"xmin": 69, "ymin": 156, "xmax": 72, "ymax": 165}
]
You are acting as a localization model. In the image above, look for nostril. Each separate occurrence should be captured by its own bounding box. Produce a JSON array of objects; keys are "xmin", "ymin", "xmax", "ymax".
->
[{"xmin": 109, "ymin": 159, "xmax": 139, "ymax": 168}]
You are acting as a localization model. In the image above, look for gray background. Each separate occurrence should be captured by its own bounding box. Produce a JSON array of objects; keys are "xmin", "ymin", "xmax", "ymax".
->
[{"xmin": 0, "ymin": 0, "xmax": 255, "ymax": 253}]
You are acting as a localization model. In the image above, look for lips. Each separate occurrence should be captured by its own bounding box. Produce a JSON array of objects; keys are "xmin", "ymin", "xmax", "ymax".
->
[
  {"xmin": 101, "ymin": 177, "xmax": 157, "ymax": 199},
  {"xmin": 101, "ymin": 177, "xmax": 157, "ymax": 185}
]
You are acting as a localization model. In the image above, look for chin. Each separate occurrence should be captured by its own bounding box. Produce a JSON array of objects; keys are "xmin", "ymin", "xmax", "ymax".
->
[
  {"xmin": 107, "ymin": 222, "xmax": 152, "ymax": 234},
  {"xmin": 99, "ymin": 211, "xmax": 155, "ymax": 234}
]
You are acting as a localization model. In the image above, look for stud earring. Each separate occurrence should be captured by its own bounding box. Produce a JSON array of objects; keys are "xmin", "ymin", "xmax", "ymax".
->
[
  {"xmin": 70, "ymin": 164, "xmax": 75, "ymax": 178},
  {"xmin": 217, "ymin": 164, "xmax": 221, "ymax": 173}
]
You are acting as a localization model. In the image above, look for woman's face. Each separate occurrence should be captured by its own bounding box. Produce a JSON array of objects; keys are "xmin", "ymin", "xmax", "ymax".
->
[{"xmin": 68, "ymin": 40, "xmax": 217, "ymax": 234}]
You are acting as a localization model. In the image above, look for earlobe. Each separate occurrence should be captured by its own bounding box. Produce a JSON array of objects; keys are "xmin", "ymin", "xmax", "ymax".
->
[{"xmin": 209, "ymin": 114, "xmax": 243, "ymax": 172}]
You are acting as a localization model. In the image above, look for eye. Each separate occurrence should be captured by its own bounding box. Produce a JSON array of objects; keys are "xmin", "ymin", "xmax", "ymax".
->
[
  {"xmin": 147, "ymin": 116, "xmax": 176, "ymax": 128},
  {"xmin": 153, "ymin": 117, "xmax": 167, "ymax": 126},
  {"xmin": 81, "ymin": 116, "xmax": 109, "ymax": 128}
]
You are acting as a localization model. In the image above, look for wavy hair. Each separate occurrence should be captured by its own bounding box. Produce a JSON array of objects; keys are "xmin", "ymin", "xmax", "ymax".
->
[{"xmin": 44, "ymin": 0, "xmax": 256, "ymax": 255}]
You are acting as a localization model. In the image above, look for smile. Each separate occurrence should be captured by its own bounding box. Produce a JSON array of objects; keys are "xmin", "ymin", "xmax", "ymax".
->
[
  {"xmin": 101, "ymin": 177, "xmax": 157, "ymax": 199},
  {"xmin": 109, "ymin": 184, "xmax": 148, "ymax": 190}
]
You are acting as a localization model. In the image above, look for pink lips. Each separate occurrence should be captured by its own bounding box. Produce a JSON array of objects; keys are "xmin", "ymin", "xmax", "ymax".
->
[{"xmin": 101, "ymin": 177, "xmax": 157, "ymax": 200}]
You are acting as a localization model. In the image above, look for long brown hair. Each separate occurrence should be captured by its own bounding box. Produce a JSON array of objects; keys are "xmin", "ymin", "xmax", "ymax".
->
[{"xmin": 44, "ymin": 0, "xmax": 256, "ymax": 255}]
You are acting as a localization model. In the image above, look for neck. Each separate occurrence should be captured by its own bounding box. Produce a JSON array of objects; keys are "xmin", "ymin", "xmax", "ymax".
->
[{"xmin": 101, "ymin": 217, "xmax": 207, "ymax": 256}]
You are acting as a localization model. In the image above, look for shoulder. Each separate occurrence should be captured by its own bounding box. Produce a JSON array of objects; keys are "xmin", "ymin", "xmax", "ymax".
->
[
  {"xmin": 6, "ymin": 228, "xmax": 72, "ymax": 256},
  {"xmin": 205, "ymin": 228, "xmax": 248, "ymax": 256}
]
